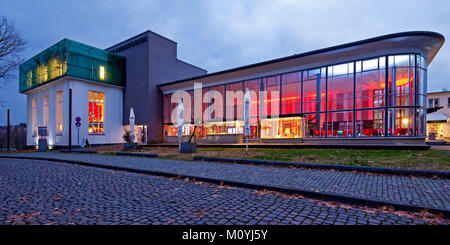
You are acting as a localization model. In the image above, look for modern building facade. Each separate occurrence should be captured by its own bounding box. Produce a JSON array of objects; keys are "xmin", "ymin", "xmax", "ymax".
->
[
  {"xmin": 159, "ymin": 31, "xmax": 444, "ymax": 145},
  {"xmin": 19, "ymin": 31, "xmax": 444, "ymax": 147}
]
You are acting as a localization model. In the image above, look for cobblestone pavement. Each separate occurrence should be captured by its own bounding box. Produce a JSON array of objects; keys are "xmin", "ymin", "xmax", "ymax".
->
[
  {"xmin": 1, "ymin": 152, "xmax": 450, "ymax": 211},
  {"xmin": 0, "ymin": 158, "xmax": 438, "ymax": 225}
]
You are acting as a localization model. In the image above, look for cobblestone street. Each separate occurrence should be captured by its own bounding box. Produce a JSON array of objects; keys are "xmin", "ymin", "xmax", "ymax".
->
[
  {"xmin": 2, "ymin": 152, "xmax": 449, "ymax": 211},
  {"xmin": 0, "ymin": 158, "xmax": 447, "ymax": 225}
]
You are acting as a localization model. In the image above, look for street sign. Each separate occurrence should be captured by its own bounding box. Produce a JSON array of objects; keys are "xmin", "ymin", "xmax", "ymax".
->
[{"xmin": 75, "ymin": 116, "xmax": 81, "ymax": 127}]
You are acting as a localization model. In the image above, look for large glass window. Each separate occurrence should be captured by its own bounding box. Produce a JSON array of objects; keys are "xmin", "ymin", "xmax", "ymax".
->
[
  {"xmin": 161, "ymin": 53, "xmax": 426, "ymax": 140},
  {"xmin": 303, "ymin": 68, "xmax": 326, "ymax": 113},
  {"xmin": 355, "ymin": 109, "xmax": 384, "ymax": 137},
  {"xmin": 49, "ymin": 58, "xmax": 63, "ymax": 80},
  {"xmin": 387, "ymin": 108, "xmax": 414, "ymax": 136},
  {"xmin": 281, "ymin": 72, "xmax": 301, "ymax": 115},
  {"xmin": 388, "ymin": 55, "xmax": 415, "ymax": 107},
  {"xmin": 206, "ymin": 121, "xmax": 243, "ymax": 135},
  {"xmin": 244, "ymin": 79, "xmax": 261, "ymax": 138},
  {"xmin": 261, "ymin": 117, "xmax": 302, "ymax": 139},
  {"xmin": 56, "ymin": 91, "xmax": 63, "ymax": 135},
  {"xmin": 226, "ymin": 82, "xmax": 243, "ymax": 121},
  {"xmin": 327, "ymin": 62, "xmax": 354, "ymax": 111},
  {"xmin": 88, "ymin": 91, "xmax": 105, "ymax": 134},
  {"xmin": 262, "ymin": 75, "xmax": 280, "ymax": 117},
  {"xmin": 355, "ymin": 58, "xmax": 385, "ymax": 109},
  {"xmin": 327, "ymin": 111, "xmax": 353, "ymax": 137},
  {"xmin": 415, "ymin": 108, "xmax": 426, "ymax": 136},
  {"xmin": 304, "ymin": 113, "xmax": 326, "ymax": 137}
]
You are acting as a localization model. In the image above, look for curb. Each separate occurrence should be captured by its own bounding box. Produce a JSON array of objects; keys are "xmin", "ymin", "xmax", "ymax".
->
[
  {"xmin": 145, "ymin": 143, "xmax": 431, "ymax": 150},
  {"xmin": 115, "ymin": 152, "xmax": 158, "ymax": 158},
  {"xmin": 60, "ymin": 150, "xmax": 98, "ymax": 154},
  {"xmin": 193, "ymin": 156, "xmax": 450, "ymax": 179},
  {"xmin": 1, "ymin": 155, "xmax": 449, "ymax": 218}
]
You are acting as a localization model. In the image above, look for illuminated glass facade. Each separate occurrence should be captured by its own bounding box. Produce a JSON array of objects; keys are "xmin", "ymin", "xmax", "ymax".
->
[
  {"xmin": 19, "ymin": 39, "xmax": 125, "ymax": 93},
  {"xmin": 163, "ymin": 54, "xmax": 428, "ymax": 140}
]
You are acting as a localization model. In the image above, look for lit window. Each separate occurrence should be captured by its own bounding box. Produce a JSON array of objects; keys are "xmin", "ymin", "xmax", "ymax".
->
[
  {"xmin": 38, "ymin": 64, "xmax": 48, "ymax": 83},
  {"xmin": 99, "ymin": 66, "xmax": 105, "ymax": 80},
  {"xmin": 27, "ymin": 70, "xmax": 33, "ymax": 86},
  {"xmin": 32, "ymin": 98, "xmax": 37, "ymax": 136},
  {"xmin": 43, "ymin": 95, "xmax": 49, "ymax": 128},
  {"xmin": 56, "ymin": 91, "xmax": 63, "ymax": 135},
  {"xmin": 50, "ymin": 58, "xmax": 62, "ymax": 79},
  {"xmin": 89, "ymin": 91, "xmax": 105, "ymax": 134}
]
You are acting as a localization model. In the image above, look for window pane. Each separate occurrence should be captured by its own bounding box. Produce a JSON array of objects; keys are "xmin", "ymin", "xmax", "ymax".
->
[
  {"xmin": 56, "ymin": 91, "xmax": 63, "ymax": 135},
  {"xmin": 363, "ymin": 59, "xmax": 378, "ymax": 71},
  {"xmin": 415, "ymin": 108, "xmax": 426, "ymax": 136},
  {"xmin": 244, "ymin": 79, "xmax": 260, "ymax": 120},
  {"xmin": 355, "ymin": 109, "xmax": 384, "ymax": 137},
  {"xmin": 327, "ymin": 111, "xmax": 353, "ymax": 137},
  {"xmin": 394, "ymin": 55, "xmax": 410, "ymax": 67},
  {"xmin": 327, "ymin": 63, "xmax": 354, "ymax": 111},
  {"xmin": 356, "ymin": 69, "xmax": 385, "ymax": 109},
  {"xmin": 281, "ymin": 72, "xmax": 300, "ymax": 115},
  {"xmin": 261, "ymin": 117, "xmax": 302, "ymax": 138},
  {"xmin": 262, "ymin": 76, "xmax": 280, "ymax": 117},
  {"xmin": 88, "ymin": 91, "xmax": 105, "ymax": 134},
  {"xmin": 303, "ymin": 68, "xmax": 326, "ymax": 113},
  {"xmin": 388, "ymin": 67, "xmax": 414, "ymax": 106},
  {"xmin": 387, "ymin": 108, "xmax": 413, "ymax": 136},
  {"xmin": 304, "ymin": 113, "xmax": 326, "ymax": 137}
]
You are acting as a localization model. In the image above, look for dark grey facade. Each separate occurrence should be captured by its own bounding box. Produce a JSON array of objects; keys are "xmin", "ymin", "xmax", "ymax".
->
[{"xmin": 106, "ymin": 31, "xmax": 206, "ymax": 142}]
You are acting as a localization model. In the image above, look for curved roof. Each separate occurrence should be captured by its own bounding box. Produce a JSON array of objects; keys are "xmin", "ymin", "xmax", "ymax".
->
[{"xmin": 159, "ymin": 31, "xmax": 444, "ymax": 90}]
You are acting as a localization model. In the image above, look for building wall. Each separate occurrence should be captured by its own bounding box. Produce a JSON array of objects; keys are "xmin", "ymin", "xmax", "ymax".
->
[
  {"xmin": 25, "ymin": 78, "xmax": 124, "ymax": 146},
  {"xmin": 106, "ymin": 31, "xmax": 206, "ymax": 143},
  {"xmin": 427, "ymin": 91, "xmax": 450, "ymax": 116},
  {"xmin": 162, "ymin": 53, "xmax": 428, "ymax": 143}
]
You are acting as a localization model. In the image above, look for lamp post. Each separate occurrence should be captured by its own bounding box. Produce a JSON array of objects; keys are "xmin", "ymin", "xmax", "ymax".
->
[{"xmin": 68, "ymin": 88, "xmax": 72, "ymax": 151}]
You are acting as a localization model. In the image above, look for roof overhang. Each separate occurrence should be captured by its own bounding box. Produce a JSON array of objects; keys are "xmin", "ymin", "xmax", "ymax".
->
[{"xmin": 158, "ymin": 31, "xmax": 444, "ymax": 92}]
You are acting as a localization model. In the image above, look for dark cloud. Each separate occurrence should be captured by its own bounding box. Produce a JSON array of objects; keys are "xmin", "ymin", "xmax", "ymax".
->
[{"xmin": 1, "ymin": 0, "xmax": 449, "ymax": 124}]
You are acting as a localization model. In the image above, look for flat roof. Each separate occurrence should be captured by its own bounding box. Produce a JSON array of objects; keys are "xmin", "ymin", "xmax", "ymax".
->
[
  {"xmin": 427, "ymin": 90, "xmax": 450, "ymax": 95},
  {"xmin": 158, "ymin": 31, "xmax": 444, "ymax": 90}
]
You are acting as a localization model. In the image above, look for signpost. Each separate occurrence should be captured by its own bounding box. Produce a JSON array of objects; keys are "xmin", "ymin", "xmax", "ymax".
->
[
  {"xmin": 75, "ymin": 116, "xmax": 81, "ymax": 147},
  {"xmin": 244, "ymin": 88, "xmax": 251, "ymax": 152}
]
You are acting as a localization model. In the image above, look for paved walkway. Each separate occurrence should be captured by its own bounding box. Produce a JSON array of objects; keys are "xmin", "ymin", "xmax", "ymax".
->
[
  {"xmin": 1, "ymin": 152, "xmax": 449, "ymax": 212},
  {"xmin": 1, "ymin": 158, "xmax": 429, "ymax": 225}
]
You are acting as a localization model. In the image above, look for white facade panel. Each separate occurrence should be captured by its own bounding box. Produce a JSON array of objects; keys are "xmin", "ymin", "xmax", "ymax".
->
[{"xmin": 25, "ymin": 78, "xmax": 124, "ymax": 147}]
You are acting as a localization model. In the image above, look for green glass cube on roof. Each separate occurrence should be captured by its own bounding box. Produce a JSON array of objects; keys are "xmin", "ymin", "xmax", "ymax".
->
[{"xmin": 19, "ymin": 38, "xmax": 125, "ymax": 93}]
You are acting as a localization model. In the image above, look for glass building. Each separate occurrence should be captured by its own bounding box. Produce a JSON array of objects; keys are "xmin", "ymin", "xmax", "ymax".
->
[
  {"xmin": 159, "ymin": 31, "xmax": 444, "ymax": 145},
  {"xmin": 19, "ymin": 39, "xmax": 125, "ymax": 93}
]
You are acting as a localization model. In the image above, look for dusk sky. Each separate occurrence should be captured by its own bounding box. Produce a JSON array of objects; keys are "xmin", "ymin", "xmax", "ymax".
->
[{"xmin": 1, "ymin": 0, "xmax": 449, "ymax": 125}]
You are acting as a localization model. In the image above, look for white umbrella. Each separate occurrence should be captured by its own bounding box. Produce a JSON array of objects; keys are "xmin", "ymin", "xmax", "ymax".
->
[
  {"xmin": 244, "ymin": 88, "xmax": 251, "ymax": 152},
  {"xmin": 177, "ymin": 98, "xmax": 184, "ymax": 150},
  {"xmin": 129, "ymin": 107, "xmax": 136, "ymax": 142}
]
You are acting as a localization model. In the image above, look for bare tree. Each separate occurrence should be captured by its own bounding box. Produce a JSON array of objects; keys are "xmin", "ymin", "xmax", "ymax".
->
[{"xmin": 0, "ymin": 16, "xmax": 27, "ymax": 82}]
